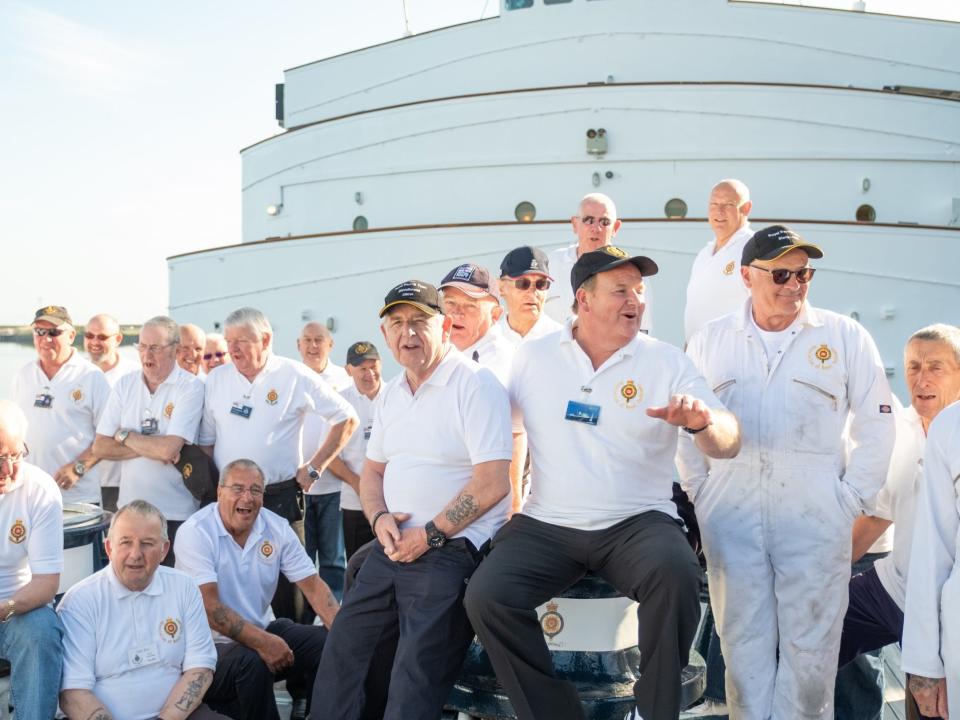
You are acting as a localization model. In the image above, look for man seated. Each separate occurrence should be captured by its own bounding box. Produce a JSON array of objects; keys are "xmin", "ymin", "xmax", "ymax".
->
[
  {"xmin": 0, "ymin": 400, "xmax": 64, "ymax": 720},
  {"xmin": 175, "ymin": 459, "xmax": 339, "ymax": 720}
]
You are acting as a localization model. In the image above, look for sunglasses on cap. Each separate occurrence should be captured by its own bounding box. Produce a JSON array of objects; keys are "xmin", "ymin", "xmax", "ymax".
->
[
  {"xmin": 750, "ymin": 266, "xmax": 816, "ymax": 285},
  {"xmin": 34, "ymin": 327, "xmax": 66, "ymax": 338},
  {"xmin": 203, "ymin": 351, "xmax": 228, "ymax": 361},
  {"xmin": 84, "ymin": 333, "xmax": 114, "ymax": 341},
  {"xmin": 509, "ymin": 277, "xmax": 551, "ymax": 291}
]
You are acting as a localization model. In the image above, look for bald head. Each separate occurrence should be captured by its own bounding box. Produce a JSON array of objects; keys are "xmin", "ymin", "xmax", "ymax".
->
[
  {"xmin": 298, "ymin": 322, "xmax": 335, "ymax": 373},
  {"xmin": 578, "ymin": 193, "xmax": 618, "ymax": 219},
  {"xmin": 0, "ymin": 401, "xmax": 27, "ymax": 446},
  {"xmin": 572, "ymin": 193, "xmax": 622, "ymax": 254},
  {"xmin": 84, "ymin": 313, "xmax": 124, "ymax": 369},
  {"xmin": 708, "ymin": 179, "xmax": 752, "ymax": 246},
  {"xmin": 177, "ymin": 324, "xmax": 206, "ymax": 375}
]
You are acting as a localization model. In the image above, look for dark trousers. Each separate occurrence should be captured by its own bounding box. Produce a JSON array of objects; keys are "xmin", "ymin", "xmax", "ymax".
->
[
  {"xmin": 464, "ymin": 512, "xmax": 702, "ymax": 720},
  {"xmin": 311, "ymin": 539, "xmax": 480, "ymax": 720},
  {"xmin": 161, "ymin": 520, "xmax": 184, "ymax": 568},
  {"xmin": 343, "ymin": 509, "xmax": 376, "ymax": 560},
  {"xmin": 205, "ymin": 618, "xmax": 327, "ymax": 720},
  {"xmin": 100, "ymin": 486, "xmax": 119, "ymax": 512},
  {"xmin": 264, "ymin": 480, "xmax": 305, "ymax": 621}
]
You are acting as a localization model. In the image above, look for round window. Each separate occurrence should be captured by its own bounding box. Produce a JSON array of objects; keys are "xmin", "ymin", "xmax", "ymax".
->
[
  {"xmin": 515, "ymin": 202, "xmax": 536, "ymax": 223},
  {"xmin": 353, "ymin": 216, "xmax": 369, "ymax": 231},
  {"xmin": 856, "ymin": 205, "xmax": 876, "ymax": 222},
  {"xmin": 664, "ymin": 198, "xmax": 688, "ymax": 219}
]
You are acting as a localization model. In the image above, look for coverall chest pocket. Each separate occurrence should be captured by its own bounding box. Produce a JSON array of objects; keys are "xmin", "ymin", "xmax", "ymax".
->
[
  {"xmin": 711, "ymin": 378, "xmax": 740, "ymax": 418},
  {"xmin": 787, "ymin": 376, "xmax": 846, "ymax": 454}
]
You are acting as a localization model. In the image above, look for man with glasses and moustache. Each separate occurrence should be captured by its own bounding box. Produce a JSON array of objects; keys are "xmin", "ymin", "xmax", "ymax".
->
[
  {"xmin": 202, "ymin": 333, "xmax": 230, "ymax": 374},
  {"xmin": 176, "ymin": 459, "xmax": 339, "ymax": 720},
  {"xmin": 92, "ymin": 316, "xmax": 205, "ymax": 565},
  {"xmin": 11, "ymin": 306, "xmax": 110, "ymax": 504},
  {"xmin": 497, "ymin": 246, "xmax": 561, "ymax": 348},
  {"xmin": 177, "ymin": 324, "xmax": 207, "ymax": 378},
  {"xmin": 678, "ymin": 225, "xmax": 895, "ymax": 719},
  {"xmin": 0, "ymin": 400, "xmax": 64, "ymax": 720}
]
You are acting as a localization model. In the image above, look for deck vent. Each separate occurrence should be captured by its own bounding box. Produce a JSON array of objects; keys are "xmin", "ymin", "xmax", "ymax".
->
[
  {"xmin": 275, "ymin": 84, "xmax": 285, "ymax": 128},
  {"xmin": 586, "ymin": 128, "xmax": 607, "ymax": 155},
  {"xmin": 856, "ymin": 204, "xmax": 876, "ymax": 222},
  {"xmin": 665, "ymin": 198, "xmax": 688, "ymax": 219},
  {"xmin": 353, "ymin": 216, "xmax": 368, "ymax": 231},
  {"xmin": 515, "ymin": 202, "xmax": 536, "ymax": 222}
]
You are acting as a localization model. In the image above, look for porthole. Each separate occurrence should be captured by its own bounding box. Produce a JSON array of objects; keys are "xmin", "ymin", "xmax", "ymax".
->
[
  {"xmin": 515, "ymin": 201, "xmax": 536, "ymax": 223},
  {"xmin": 856, "ymin": 204, "xmax": 876, "ymax": 222},
  {"xmin": 353, "ymin": 216, "xmax": 369, "ymax": 231},
  {"xmin": 664, "ymin": 198, "xmax": 688, "ymax": 219}
]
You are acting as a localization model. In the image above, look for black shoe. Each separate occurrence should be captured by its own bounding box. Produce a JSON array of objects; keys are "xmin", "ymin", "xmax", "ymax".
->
[{"xmin": 290, "ymin": 697, "xmax": 308, "ymax": 720}]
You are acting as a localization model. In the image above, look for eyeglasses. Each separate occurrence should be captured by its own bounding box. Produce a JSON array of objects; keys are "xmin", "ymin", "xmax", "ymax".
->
[
  {"xmin": 579, "ymin": 216, "xmax": 613, "ymax": 227},
  {"xmin": 222, "ymin": 484, "xmax": 264, "ymax": 498},
  {"xmin": 203, "ymin": 351, "xmax": 228, "ymax": 361},
  {"xmin": 136, "ymin": 342, "xmax": 176, "ymax": 354},
  {"xmin": 84, "ymin": 333, "xmax": 114, "ymax": 342},
  {"xmin": 0, "ymin": 445, "xmax": 28, "ymax": 467},
  {"xmin": 33, "ymin": 327, "xmax": 65, "ymax": 338},
  {"xmin": 750, "ymin": 266, "xmax": 817, "ymax": 285},
  {"xmin": 511, "ymin": 277, "xmax": 551, "ymax": 291}
]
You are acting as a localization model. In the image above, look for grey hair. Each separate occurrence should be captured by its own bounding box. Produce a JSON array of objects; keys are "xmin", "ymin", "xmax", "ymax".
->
[
  {"xmin": 0, "ymin": 400, "xmax": 28, "ymax": 443},
  {"xmin": 109, "ymin": 499, "xmax": 169, "ymax": 541},
  {"xmin": 571, "ymin": 275, "xmax": 599, "ymax": 315},
  {"xmin": 206, "ymin": 332, "xmax": 225, "ymax": 343},
  {"xmin": 141, "ymin": 315, "xmax": 180, "ymax": 347},
  {"xmin": 578, "ymin": 192, "xmax": 617, "ymax": 219},
  {"xmin": 712, "ymin": 178, "xmax": 751, "ymax": 205},
  {"xmin": 908, "ymin": 324, "xmax": 960, "ymax": 365},
  {"xmin": 219, "ymin": 458, "xmax": 266, "ymax": 487},
  {"xmin": 225, "ymin": 307, "xmax": 272, "ymax": 339}
]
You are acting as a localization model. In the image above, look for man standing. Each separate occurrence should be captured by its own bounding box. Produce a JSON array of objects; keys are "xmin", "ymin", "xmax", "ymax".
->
[
  {"xmin": 679, "ymin": 225, "xmax": 895, "ymax": 719},
  {"xmin": 176, "ymin": 459, "xmax": 339, "ymax": 720},
  {"xmin": 58, "ymin": 500, "xmax": 225, "ymax": 720},
  {"xmin": 312, "ymin": 280, "xmax": 513, "ymax": 720},
  {"xmin": 177, "ymin": 324, "xmax": 206, "ymax": 378},
  {"xmin": 465, "ymin": 247, "xmax": 740, "ymax": 720},
  {"xmin": 683, "ymin": 179, "xmax": 753, "ymax": 343},
  {"xmin": 93, "ymin": 316, "xmax": 205, "ymax": 564},
  {"xmin": 497, "ymin": 245, "xmax": 561, "ymax": 348},
  {"xmin": 202, "ymin": 333, "xmax": 230, "ymax": 374},
  {"xmin": 297, "ymin": 322, "xmax": 350, "ymax": 390},
  {"xmin": 84, "ymin": 312, "xmax": 139, "ymax": 511},
  {"xmin": 11, "ymin": 306, "xmax": 110, "ymax": 504},
  {"xmin": 0, "ymin": 400, "xmax": 64, "ymax": 720},
  {"xmin": 199, "ymin": 307, "xmax": 357, "ymax": 620},
  {"xmin": 544, "ymin": 193, "xmax": 652, "ymax": 333}
]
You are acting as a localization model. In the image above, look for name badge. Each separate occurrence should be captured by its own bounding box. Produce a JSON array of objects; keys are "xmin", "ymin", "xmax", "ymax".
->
[
  {"xmin": 363, "ymin": 424, "xmax": 373, "ymax": 440},
  {"xmin": 230, "ymin": 403, "xmax": 253, "ymax": 419},
  {"xmin": 34, "ymin": 393, "xmax": 53, "ymax": 409},
  {"xmin": 565, "ymin": 400, "xmax": 601, "ymax": 426},
  {"xmin": 128, "ymin": 643, "xmax": 160, "ymax": 668},
  {"xmin": 140, "ymin": 417, "xmax": 159, "ymax": 435}
]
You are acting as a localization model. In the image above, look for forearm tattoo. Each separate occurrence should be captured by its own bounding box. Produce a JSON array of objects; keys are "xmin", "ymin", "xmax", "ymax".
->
[
  {"xmin": 174, "ymin": 670, "xmax": 208, "ymax": 711},
  {"xmin": 85, "ymin": 708, "xmax": 113, "ymax": 720},
  {"xmin": 909, "ymin": 675, "xmax": 940, "ymax": 692},
  {"xmin": 211, "ymin": 604, "xmax": 245, "ymax": 638},
  {"xmin": 445, "ymin": 493, "xmax": 478, "ymax": 527}
]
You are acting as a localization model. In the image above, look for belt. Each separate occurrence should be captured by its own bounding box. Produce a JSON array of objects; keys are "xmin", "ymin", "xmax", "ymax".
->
[{"xmin": 264, "ymin": 478, "xmax": 299, "ymax": 495}]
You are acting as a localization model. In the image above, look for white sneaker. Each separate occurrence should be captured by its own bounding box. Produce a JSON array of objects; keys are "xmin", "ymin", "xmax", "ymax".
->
[
  {"xmin": 622, "ymin": 709, "xmax": 643, "ymax": 720},
  {"xmin": 680, "ymin": 699, "xmax": 729, "ymax": 718}
]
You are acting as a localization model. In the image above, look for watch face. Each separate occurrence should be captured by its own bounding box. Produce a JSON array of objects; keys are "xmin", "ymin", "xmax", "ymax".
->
[
  {"xmin": 427, "ymin": 535, "xmax": 446, "ymax": 549},
  {"xmin": 74, "ymin": 462, "xmax": 85, "ymax": 476}
]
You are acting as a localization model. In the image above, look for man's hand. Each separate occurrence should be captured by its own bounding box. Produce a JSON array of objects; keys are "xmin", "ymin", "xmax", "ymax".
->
[
  {"xmin": 387, "ymin": 526, "xmax": 430, "ymax": 564},
  {"xmin": 374, "ymin": 512, "xmax": 410, "ymax": 556},
  {"xmin": 53, "ymin": 462, "xmax": 81, "ymax": 490},
  {"xmin": 647, "ymin": 394, "xmax": 713, "ymax": 431},
  {"xmin": 255, "ymin": 633, "xmax": 295, "ymax": 674},
  {"xmin": 909, "ymin": 674, "xmax": 949, "ymax": 718},
  {"xmin": 295, "ymin": 465, "xmax": 313, "ymax": 492}
]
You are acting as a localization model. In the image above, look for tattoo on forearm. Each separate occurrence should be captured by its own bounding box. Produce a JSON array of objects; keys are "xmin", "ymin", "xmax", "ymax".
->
[
  {"xmin": 84, "ymin": 708, "xmax": 113, "ymax": 720},
  {"xmin": 174, "ymin": 670, "xmax": 208, "ymax": 711},
  {"xmin": 909, "ymin": 675, "xmax": 940, "ymax": 692},
  {"xmin": 211, "ymin": 604, "xmax": 245, "ymax": 638},
  {"xmin": 445, "ymin": 493, "xmax": 479, "ymax": 527}
]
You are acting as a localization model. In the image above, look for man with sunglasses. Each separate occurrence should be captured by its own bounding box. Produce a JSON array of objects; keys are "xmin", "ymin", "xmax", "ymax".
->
[
  {"xmin": 497, "ymin": 246, "xmax": 561, "ymax": 348},
  {"xmin": 202, "ymin": 333, "xmax": 231, "ymax": 374},
  {"xmin": 677, "ymin": 225, "xmax": 895, "ymax": 719},
  {"xmin": 11, "ymin": 306, "xmax": 110, "ymax": 504}
]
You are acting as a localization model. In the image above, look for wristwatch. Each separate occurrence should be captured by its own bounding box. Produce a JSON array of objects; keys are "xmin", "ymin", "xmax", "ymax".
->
[
  {"xmin": 424, "ymin": 521, "xmax": 447, "ymax": 549},
  {"xmin": 307, "ymin": 465, "xmax": 321, "ymax": 481},
  {"xmin": 73, "ymin": 461, "xmax": 86, "ymax": 477},
  {"xmin": 115, "ymin": 429, "xmax": 130, "ymax": 445},
  {"xmin": 0, "ymin": 599, "xmax": 15, "ymax": 623}
]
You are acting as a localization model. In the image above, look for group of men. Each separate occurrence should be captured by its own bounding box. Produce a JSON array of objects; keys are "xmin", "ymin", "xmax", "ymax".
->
[{"xmin": 0, "ymin": 182, "xmax": 957, "ymax": 720}]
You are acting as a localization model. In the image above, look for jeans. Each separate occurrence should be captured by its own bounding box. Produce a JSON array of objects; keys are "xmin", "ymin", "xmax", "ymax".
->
[
  {"xmin": 304, "ymin": 492, "xmax": 346, "ymax": 601},
  {"xmin": 0, "ymin": 604, "xmax": 64, "ymax": 720}
]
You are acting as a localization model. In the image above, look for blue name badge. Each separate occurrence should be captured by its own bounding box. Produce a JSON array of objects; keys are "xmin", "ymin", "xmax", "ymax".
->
[
  {"xmin": 34, "ymin": 393, "xmax": 53, "ymax": 409},
  {"xmin": 565, "ymin": 400, "xmax": 601, "ymax": 426},
  {"xmin": 363, "ymin": 423, "xmax": 373, "ymax": 440},
  {"xmin": 230, "ymin": 403, "xmax": 253, "ymax": 419},
  {"xmin": 140, "ymin": 417, "xmax": 159, "ymax": 435}
]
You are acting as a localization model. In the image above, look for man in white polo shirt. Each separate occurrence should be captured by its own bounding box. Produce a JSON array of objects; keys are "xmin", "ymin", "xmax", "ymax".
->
[
  {"xmin": 93, "ymin": 316, "xmax": 205, "ymax": 566},
  {"xmin": 11, "ymin": 305, "xmax": 110, "ymax": 504},
  {"xmin": 199, "ymin": 307, "xmax": 357, "ymax": 620},
  {"xmin": 312, "ymin": 280, "xmax": 513, "ymax": 720},
  {"xmin": 177, "ymin": 324, "xmax": 206, "ymax": 378},
  {"xmin": 497, "ymin": 245, "xmax": 561, "ymax": 349},
  {"xmin": 0, "ymin": 400, "xmax": 64, "ymax": 720},
  {"xmin": 58, "ymin": 500, "xmax": 225, "ymax": 720},
  {"xmin": 465, "ymin": 247, "xmax": 740, "ymax": 720},
  {"xmin": 176, "ymin": 459, "xmax": 339, "ymax": 720}
]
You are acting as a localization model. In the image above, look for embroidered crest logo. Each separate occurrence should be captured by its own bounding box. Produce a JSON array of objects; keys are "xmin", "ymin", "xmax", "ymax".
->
[
  {"xmin": 808, "ymin": 344, "xmax": 837, "ymax": 369},
  {"xmin": 163, "ymin": 402, "xmax": 174, "ymax": 419},
  {"xmin": 259, "ymin": 540, "xmax": 275, "ymax": 560},
  {"xmin": 161, "ymin": 617, "xmax": 181, "ymax": 643},
  {"xmin": 540, "ymin": 601, "xmax": 564, "ymax": 640},
  {"xmin": 71, "ymin": 388, "xmax": 83, "ymax": 403},
  {"xmin": 44, "ymin": 306, "xmax": 58, "ymax": 315},
  {"xmin": 602, "ymin": 246, "xmax": 627, "ymax": 258},
  {"xmin": 182, "ymin": 463, "xmax": 193, "ymax": 480},
  {"xmin": 9, "ymin": 519, "xmax": 26, "ymax": 544},
  {"xmin": 723, "ymin": 261, "xmax": 735, "ymax": 275},
  {"xmin": 266, "ymin": 389, "xmax": 279, "ymax": 405},
  {"xmin": 353, "ymin": 343, "xmax": 369, "ymax": 355},
  {"xmin": 615, "ymin": 380, "xmax": 642, "ymax": 408}
]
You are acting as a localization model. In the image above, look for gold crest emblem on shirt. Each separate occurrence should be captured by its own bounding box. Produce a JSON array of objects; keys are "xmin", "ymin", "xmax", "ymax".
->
[
  {"xmin": 164, "ymin": 402, "xmax": 174, "ymax": 419},
  {"xmin": 9, "ymin": 519, "xmax": 26, "ymax": 544},
  {"xmin": 259, "ymin": 540, "xmax": 275, "ymax": 560},
  {"xmin": 615, "ymin": 379, "xmax": 642, "ymax": 409},
  {"xmin": 71, "ymin": 388, "xmax": 83, "ymax": 403},
  {"xmin": 266, "ymin": 389, "xmax": 279, "ymax": 405},
  {"xmin": 723, "ymin": 260, "xmax": 735, "ymax": 276},
  {"xmin": 161, "ymin": 617, "xmax": 181, "ymax": 643},
  {"xmin": 540, "ymin": 601, "xmax": 564, "ymax": 640},
  {"xmin": 808, "ymin": 343, "xmax": 837, "ymax": 369}
]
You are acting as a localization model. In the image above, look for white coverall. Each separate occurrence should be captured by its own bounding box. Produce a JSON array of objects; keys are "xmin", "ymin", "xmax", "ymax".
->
[
  {"xmin": 901, "ymin": 401, "xmax": 960, "ymax": 716},
  {"xmin": 678, "ymin": 301, "xmax": 894, "ymax": 719}
]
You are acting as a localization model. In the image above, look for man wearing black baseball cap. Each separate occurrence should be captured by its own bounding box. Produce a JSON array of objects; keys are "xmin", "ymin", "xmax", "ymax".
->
[
  {"xmin": 465, "ymin": 246, "xmax": 741, "ymax": 720},
  {"xmin": 497, "ymin": 246, "xmax": 561, "ymax": 347},
  {"xmin": 678, "ymin": 225, "xmax": 895, "ymax": 719}
]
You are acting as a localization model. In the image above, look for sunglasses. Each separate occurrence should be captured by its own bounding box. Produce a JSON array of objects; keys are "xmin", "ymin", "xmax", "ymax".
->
[
  {"xmin": 750, "ymin": 266, "xmax": 816, "ymax": 285},
  {"xmin": 33, "ymin": 327, "xmax": 66, "ymax": 338},
  {"xmin": 203, "ymin": 351, "xmax": 228, "ymax": 361},
  {"xmin": 84, "ymin": 333, "xmax": 114, "ymax": 342},
  {"xmin": 511, "ymin": 277, "xmax": 551, "ymax": 291},
  {"xmin": 579, "ymin": 216, "xmax": 614, "ymax": 227}
]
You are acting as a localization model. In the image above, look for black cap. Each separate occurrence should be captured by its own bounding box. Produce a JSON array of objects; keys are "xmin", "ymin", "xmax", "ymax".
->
[
  {"xmin": 378, "ymin": 280, "xmax": 442, "ymax": 318},
  {"xmin": 570, "ymin": 246, "xmax": 659, "ymax": 292},
  {"xmin": 32, "ymin": 305, "xmax": 73, "ymax": 327},
  {"xmin": 439, "ymin": 263, "xmax": 495, "ymax": 299},
  {"xmin": 500, "ymin": 246, "xmax": 553, "ymax": 279},
  {"xmin": 741, "ymin": 225, "xmax": 823, "ymax": 266},
  {"xmin": 346, "ymin": 341, "xmax": 380, "ymax": 366},
  {"xmin": 175, "ymin": 444, "xmax": 219, "ymax": 506}
]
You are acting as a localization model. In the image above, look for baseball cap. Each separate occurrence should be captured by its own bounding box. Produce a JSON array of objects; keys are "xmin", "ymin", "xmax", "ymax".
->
[
  {"xmin": 741, "ymin": 225, "xmax": 823, "ymax": 266},
  {"xmin": 439, "ymin": 263, "xmax": 496, "ymax": 300},
  {"xmin": 570, "ymin": 246, "xmax": 659, "ymax": 292},
  {"xmin": 346, "ymin": 341, "xmax": 380, "ymax": 366},
  {"xmin": 378, "ymin": 280, "xmax": 442, "ymax": 318},
  {"xmin": 32, "ymin": 305, "xmax": 73, "ymax": 327},
  {"xmin": 500, "ymin": 246, "xmax": 553, "ymax": 279}
]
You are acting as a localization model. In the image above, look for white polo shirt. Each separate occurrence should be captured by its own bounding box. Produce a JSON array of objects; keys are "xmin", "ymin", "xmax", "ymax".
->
[
  {"xmin": 319, "ymin": 362, "xmax": 351, "ymax": 391},
  {"xmin": 174, "ymin": 503, "xmax": 317, "ymax": 642},
  {"xmin": 302, "ymin": 362, "xmax": 354, "ymax": 496},
  {"xmin": 367, "ymin": 348, "xmax": 513, "ymax": 549},
  {"xmin": 98, "ymin": 355, "xmax": 141, "ymax": 490},
  {"xmin": 97, "ymin": 366, "xmax": 205, "ymax": 521},
  {"xmin": 460, "ymin": 325, "xmax": 514, "ymax": 387},
  {"xmin": 59, "ymin": 565, "xmax": 217, "ymax": 720},
  {"xmin": 11, "ymin": 351, "xmax": 111, "ymax": 504},
  {"xmin": 0, "ymin": 462, "xmax": 63, "ymax": 598},
  {"xmin": 683, "ymin": 225, "xmax": 753, "ymax": 342},
  {"xmin": 498, "ymin": 313, "xmax": 562, "ymax": 349},
  {"xmin": 510, "ymin": 320, "xmax": 723, "ymax": 531},
  {"xmin": 198, "ymin": 354, "xmax": 357, "ymax": 485},
  {"xmin": 337, "ymin": 383, "xmax": 382, "ymax": 512}
]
